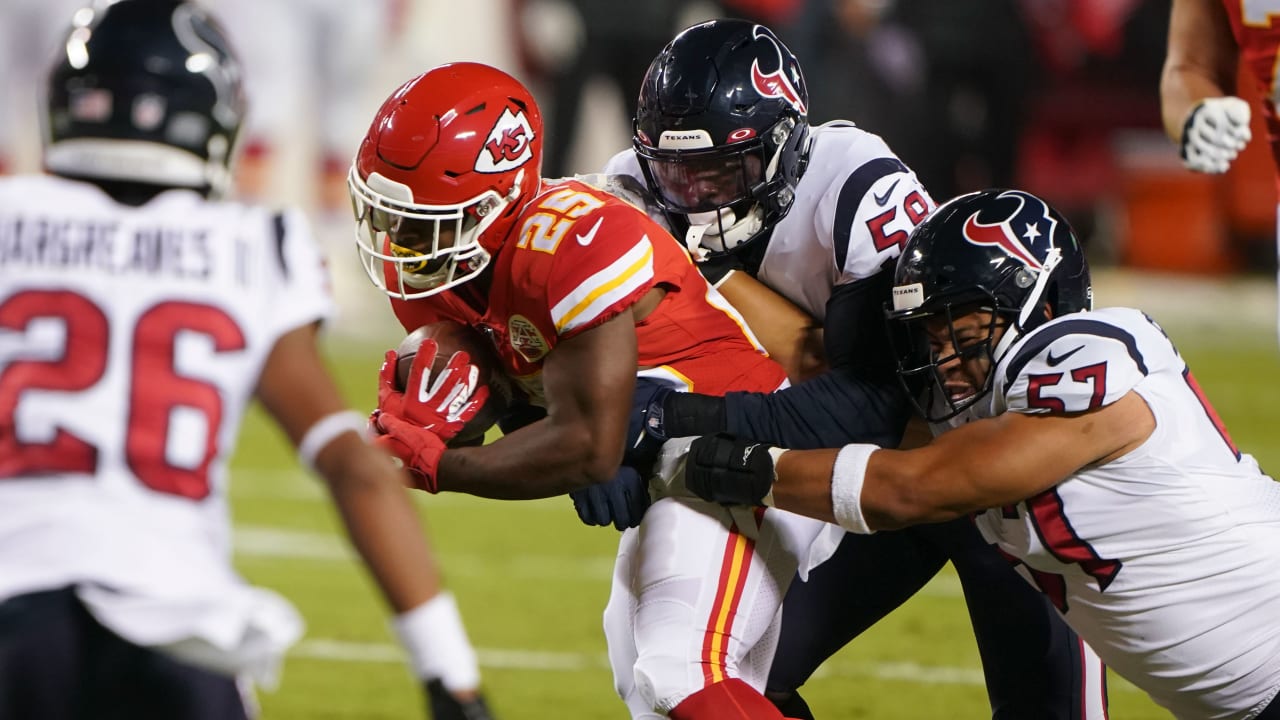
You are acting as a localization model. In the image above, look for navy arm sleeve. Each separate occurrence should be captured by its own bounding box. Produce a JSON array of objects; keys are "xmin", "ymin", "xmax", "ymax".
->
[
  {"xmin": 722, "ymin": 366, "xmax": 908, "ymax": 449},
  {"xmin": 821, "ymin": 267, "xmax": 897, "ymax": 378},
  {"xmin": 680, "ymin": 268, "xmax": 909, "ymax": 450},
  {"xmin": 660, "ymin": 264, "xmax": 909, "ymax": 449}
]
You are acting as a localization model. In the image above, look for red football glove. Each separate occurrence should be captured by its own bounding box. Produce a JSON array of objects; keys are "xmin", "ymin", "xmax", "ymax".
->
[
  {"xmin": 372, "ymin": 413, "xmax": 449, "ymax": 492},
  {"xmin": 374, "ymin": 342, "xmax": 490, "ymax": 441},
  {"xmin": 370, "ymin": 342, "xmax": 489, "ymax": 491}
]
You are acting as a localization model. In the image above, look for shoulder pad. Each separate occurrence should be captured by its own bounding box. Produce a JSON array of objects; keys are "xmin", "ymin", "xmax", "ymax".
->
[{"xmin": 1000, "ymin": 317, "xmax": 1148, "ymax": 414}]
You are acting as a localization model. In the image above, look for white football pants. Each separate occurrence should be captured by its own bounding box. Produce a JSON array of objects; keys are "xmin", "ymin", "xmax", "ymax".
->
[{"xmin": 603, "ymin": 496, "xmax": 842, "ymax": 717}]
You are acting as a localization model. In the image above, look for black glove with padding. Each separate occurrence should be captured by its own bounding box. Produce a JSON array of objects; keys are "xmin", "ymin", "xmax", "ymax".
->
[{"xmin": 685, "ymin": 432, "xmax": 778, "ymax": 507}]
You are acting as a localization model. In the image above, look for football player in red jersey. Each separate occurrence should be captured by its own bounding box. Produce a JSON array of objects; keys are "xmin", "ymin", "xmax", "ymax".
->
[
  {"xmin": 1162, "ymin": 0, "xmax": 1278, "ymax": 340},
  {"xmin": 349, "ymin": 62, "xmax": 843, "ymax": 719}
]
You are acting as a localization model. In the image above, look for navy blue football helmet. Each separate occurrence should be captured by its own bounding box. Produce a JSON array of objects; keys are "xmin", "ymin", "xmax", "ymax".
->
[
  {"xmin": 633, "ymin": 19, "xmax": 811, "ymax": 257},
  {"xmin": 43, "ymin": 0, "xmax": 246, "ymax": 197},
  {"xmin": 887, "ymin": 188, "xmax": 1093, "ymax": 421}
]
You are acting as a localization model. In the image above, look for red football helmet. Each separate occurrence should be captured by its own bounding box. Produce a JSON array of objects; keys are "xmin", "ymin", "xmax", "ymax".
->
[{"xmin": 348, "ymin": 62, "xmax": 543, "ymax": 298}]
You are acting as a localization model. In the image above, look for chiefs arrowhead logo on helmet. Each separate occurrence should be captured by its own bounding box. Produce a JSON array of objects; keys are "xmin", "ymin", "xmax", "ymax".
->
[
  {"xmin": 960, "ymin": 190, "xmax": 1058, "ymax": 271},
  {"xmin": 476, "ymin": 108, "xmax": 535, "ymax": 173},
  {"xmin": 749, "ymin": 26, "xmax": 806, "ymax": 114}
]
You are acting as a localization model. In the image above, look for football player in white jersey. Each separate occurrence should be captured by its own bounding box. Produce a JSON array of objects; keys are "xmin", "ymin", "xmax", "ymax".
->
[
  {"xmin": 0, "ymin": 2, "xmax": 492, "ymax": 718},
  {"xmin": 680, "ymin": 187, "xmax": 1280, "ymax": 720},
  {"xmin": 587, "ymin": 19, "xmax": 1106, "ymax": 719}
]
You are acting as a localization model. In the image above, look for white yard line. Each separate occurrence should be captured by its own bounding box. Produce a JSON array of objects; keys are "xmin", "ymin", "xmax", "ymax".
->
[
  {"xmin": 290, "ymin": 638, "xmax": 1139, "ymax": 692},
  {"xmin": 293, "ymin": 638, "xmax": 983, "ymax": 683},
  {"xmin": 228, "ymin": 468, "xmax": 569, "ymax": 511},
  {"xmin": 234, "ymin": 525, "xmax": 615, "ymax": 581},
  {"xmin": 240, "ymin": 524, "xmax": 1130, "ymax": 691},
  {"xmin": 233, "ymin": 525, "xmax": 962, "ymax": 595}
]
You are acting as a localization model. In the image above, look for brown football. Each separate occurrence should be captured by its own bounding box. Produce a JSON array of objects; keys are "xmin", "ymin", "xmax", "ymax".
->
[{"xmin": 394, "ymin": 320, "xmax": 511, "ymax": 446}]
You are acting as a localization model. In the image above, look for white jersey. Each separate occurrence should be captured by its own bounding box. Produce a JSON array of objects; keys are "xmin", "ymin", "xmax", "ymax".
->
[
  {"xmin": 0, "ymin": 174, "xmax": 329, "ymax": 677},
  {"xmin": 603, "ymin": 122, "xmax": 934, "ymax": 320},
  {"xmin": 974, "ymin": 307, "xmax": 1280, "ymax": 720}
]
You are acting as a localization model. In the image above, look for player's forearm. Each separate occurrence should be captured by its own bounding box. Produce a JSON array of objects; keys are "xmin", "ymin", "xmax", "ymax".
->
[
  {"xmin": 1160, "ymin": 68, "xmax": 1230, "ymax": 142},
  {"xmin": 317, "ymin": 434, "xmax": 443, "ymax": 613},
  {"xmin": 858, "ymin": 448, "xmax": 979, "ymax": 530},
  {"xmin": 715, "ymin": 271, "xmax": 827, "ymax": 382},
  {"xmin": 1161, "ymin": 0, "xmax": 1240, "ymax": 142},
  {"xmin": 770, "ymin": 448, "xmax": 840, "ymax": 523},
  {"xmin": 436, "ymin": 417, "xmax": 624, "ymax": 499},
  {"xmin": 850, "ymin": 413, "xmax": 1091, "ymax": 531},
  {"xmin": 768, "ymin": 445, "xmax": 969, "ymax": 531}
]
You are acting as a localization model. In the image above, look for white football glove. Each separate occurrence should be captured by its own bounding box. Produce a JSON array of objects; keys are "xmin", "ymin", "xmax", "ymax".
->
[{"xmin": 1180, "ymin": 96, "xmax": 1252, "ymax": 174}]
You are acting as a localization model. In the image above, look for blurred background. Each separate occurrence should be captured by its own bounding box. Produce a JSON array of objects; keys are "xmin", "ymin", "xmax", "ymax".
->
[
  {"xmin": 3, "ymin": 0, "xmax": 1277, "ymax": 296},
  {"xmin": 2, "ymin": 1, "xmax": 1277, "ymax": 718}
]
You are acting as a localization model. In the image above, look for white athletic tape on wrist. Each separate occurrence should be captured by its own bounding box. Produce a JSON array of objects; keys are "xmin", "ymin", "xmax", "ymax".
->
[
  {"xmin": 711, "ymin": 267, "xmax": 736, "ymax": 289},
  {"xmin": 298, "ymin": 410, "xmax": 368, "ymax": 471},
  {"xmin": 831, "ymin": 444, "xmax": 878, "ymax": 534},
  {"xmin": 393, "ymin": 591, "xmax": 481, "ymax": 692},
  {"xmin": 763, "ymin": 446, "xmax": 787, "ymax": 507}
]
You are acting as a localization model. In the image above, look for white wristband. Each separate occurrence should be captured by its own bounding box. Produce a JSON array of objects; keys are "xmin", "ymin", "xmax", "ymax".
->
[
  {"xmin": 831, "ymin": 444, "xmax": 878, "ymax": 534},
  {"xmin": 297, "ymin": 410, "xmax": 367, "ymax": 471}
]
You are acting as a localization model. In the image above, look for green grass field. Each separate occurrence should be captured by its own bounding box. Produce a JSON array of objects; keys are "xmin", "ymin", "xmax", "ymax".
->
[{"xmin": 230, "ymin": 275, "xmax": 1280, "ymax": 719}]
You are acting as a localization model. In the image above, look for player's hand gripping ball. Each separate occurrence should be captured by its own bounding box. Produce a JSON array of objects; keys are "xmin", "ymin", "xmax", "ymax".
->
[{"xmin": 392, "ymin": 321, "xmax": 511, "ymax": 447}]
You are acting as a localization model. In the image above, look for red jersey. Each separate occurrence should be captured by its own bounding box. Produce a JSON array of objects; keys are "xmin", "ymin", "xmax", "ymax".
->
[
  {"xmin": 1223, "ymin": 0, "xmax": 1280, "ymax": 186},
  {"xmin": 389, "ymin": 179, "xmax": 786, "ymax": 403}
]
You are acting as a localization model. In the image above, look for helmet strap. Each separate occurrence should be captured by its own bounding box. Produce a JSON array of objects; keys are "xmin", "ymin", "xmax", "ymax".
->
[
  {"xmin": 508, "ymin": 169, "xmax": 525, "ymax": 201},
  {"xmin": 992, "ymin": 246, "xmax": 1063, "ymax": 364},
  {"xmin": 1016, "ymin": 246, "xmax": 1062, "ymax": 330},
  {"xmin": 763, "ymin": 118, "xmax": 793, "ymax": 182}
]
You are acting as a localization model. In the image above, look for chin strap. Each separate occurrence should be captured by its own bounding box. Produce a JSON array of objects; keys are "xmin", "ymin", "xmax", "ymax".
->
[{"xmin": 683, "ymin": 205, "xmax": 764, "ymax": 259}]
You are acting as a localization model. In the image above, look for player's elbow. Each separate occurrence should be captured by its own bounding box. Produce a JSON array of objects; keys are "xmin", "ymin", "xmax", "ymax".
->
[{"xmin": 1157, "ymin": 70, "xmax": 1191, "ymax": 141}]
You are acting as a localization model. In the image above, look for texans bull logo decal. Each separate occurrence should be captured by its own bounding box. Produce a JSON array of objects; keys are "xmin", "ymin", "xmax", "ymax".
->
[
  {"xmin": 960, "ymin": 190, "xmax": 1057, "ymax": 270},
  {"xmin": 748, "ymin": 26, "xmax": 806, "ymax": 114}
]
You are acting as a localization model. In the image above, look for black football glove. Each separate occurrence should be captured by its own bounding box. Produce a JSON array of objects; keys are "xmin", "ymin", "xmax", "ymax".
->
[
  {"xmin": 569, "ymin": 465, "xmax": 651, "ymax": 531},
  {"xmin": 568, "ymin": 381, "xmax": 669, "ymax": 531},
  {"xmin": 569, "ymin": 383, "xmax": 731, "ymax": 531},
  {"xmin": 685, "ymin": 433, "xmax": 779, "ymax": 507},
  {"xmin": 627, "ymin": 385, "xmax": 673, "ymax": 474}
]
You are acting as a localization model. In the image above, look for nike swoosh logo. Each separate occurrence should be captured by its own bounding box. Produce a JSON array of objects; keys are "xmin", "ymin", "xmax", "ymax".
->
[
  {"xmin": 575, "ymin": 217, "xmax": 604, "ymax": 246},
  {"xmin": 1045, "ymin": 345, "xmax": 1085, "ymax": 367},
  {"xmin": 873, "ymin": 178, "xmax": 901, "ymax": 206}
]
